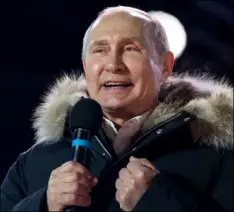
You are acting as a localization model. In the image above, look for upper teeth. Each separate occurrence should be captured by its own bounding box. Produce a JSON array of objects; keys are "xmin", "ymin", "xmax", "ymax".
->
[{"xmin": 105, "ymin": 83, "xmax": 128, "ymax": 86}]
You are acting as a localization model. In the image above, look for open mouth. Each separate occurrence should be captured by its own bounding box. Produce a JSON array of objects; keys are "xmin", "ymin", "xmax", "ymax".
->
[{"xmin": 103, "ymin": 82, "xmax": 133, "ymax": 88}]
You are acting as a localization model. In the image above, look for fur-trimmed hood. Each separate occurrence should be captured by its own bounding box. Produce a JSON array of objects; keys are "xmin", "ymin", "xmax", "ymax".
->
[{"xmin": 32, "ymin": 73, "xmax": 233, "ymax": 150}]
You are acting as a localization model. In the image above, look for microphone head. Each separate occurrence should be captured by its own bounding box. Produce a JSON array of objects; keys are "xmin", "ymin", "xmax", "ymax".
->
[{"xmin": 69, "ymin": 98, "xmax": 103, "ymax": 135}]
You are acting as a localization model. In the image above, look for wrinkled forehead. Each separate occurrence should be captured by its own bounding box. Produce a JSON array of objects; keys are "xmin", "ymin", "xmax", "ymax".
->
[{"xmin": 88, "ymin": 11, "xmax": 151, "ymax": 43}]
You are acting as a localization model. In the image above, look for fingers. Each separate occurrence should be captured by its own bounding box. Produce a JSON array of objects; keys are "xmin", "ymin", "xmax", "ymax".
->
[
  {"xmin": 130, "ymin": 156, "xmax": 157, "ymax": 172},
  {"xmin": 115, "ymin": 157, "xmax": 159, "ymax": 211},
  {"xmin": 52, "ymin": 171, "xmax": 96, "ymax": 188},
  {"xmin": 57, "ymin": 182, "xmax": 91, "ymax": 196},
  {"xmin": 128, "ymin": 157, "xmax": 157, "ymax": 179},
  {"xmin": 127, "ymin": 160, "xmax": 147, "ymax": 175},
  {"xmin": 119, "ymin": 168, "xmax": 132, "ymax": 183},
  {"xmin": 47, "ymin": 161, "xmax": 98, "ymax": 211},
  {"xmin": 60, "ymin": 193, "xmax": 91, "ymax": 207},
  {"xmin": 57, "ymin": 161, "xmax": 93, "ymax": 179},
  {"xmin": 115, "ymin": 178, "xmax": 122, "ymax": 190},
  {"xmin": 51, "ymin": 161, "xmax": 98, "ymax": 189},
  {"xmin": 115, "ymin": 187, "xmax": 134, "ymax": 212}
]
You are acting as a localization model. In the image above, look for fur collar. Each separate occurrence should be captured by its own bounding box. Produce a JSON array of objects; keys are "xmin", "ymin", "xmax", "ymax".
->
[{"xmin": 32, "ymin": 73, "xmax": 233, "ymax": 150}]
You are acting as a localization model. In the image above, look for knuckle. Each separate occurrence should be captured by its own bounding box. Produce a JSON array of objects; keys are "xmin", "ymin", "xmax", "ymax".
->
[
  {"xmin": 130, "ymin": 178, "xmax": 137, "ymax": 187},
  {"xmin": 136, "ymin": 170, "xmax": 145, "ymax": 179},
  {"xmin": 115, "ymin": 179, "xmax": 120, "ymax": 189},
  {"xmin": 126, "ymin": 163, "xmax": 133, "ymax": 170},
  {"xmin": 115, "ymin": 191, "xmax": 119, "ymax": 202},
  {"xmin": 119, "ymin": 193, "xmax": 126, "ymax": 202},
  {"xmin": 119, "ymin": 168, "xmax": 126, "ymax": 177},
  {"xmin": 126, "ymin": 163, "xmax": 131, "ymax": 169},
  {"xmin": 125, "ymin": 183, "xmax": 132, "ymax": 193},
  {"xmin": 50, "ymin": 170, "xmax": 57, "ymax": 178},
  {"xmin": 67, "ymin": 161, "xmax": 76, "ymax": 168}
]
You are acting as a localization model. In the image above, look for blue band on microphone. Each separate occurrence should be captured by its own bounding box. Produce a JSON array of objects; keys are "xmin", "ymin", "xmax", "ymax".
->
[{"xmin": 72, "ymin": 139, "xmax": 91, "ymax": 148}]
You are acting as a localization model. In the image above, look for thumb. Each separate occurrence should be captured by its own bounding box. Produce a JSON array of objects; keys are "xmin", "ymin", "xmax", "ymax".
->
[
  {"xmin": 129, "ymin": 156, "xmax": 139, "ymax": 161},
  {"xmin": 139, "ymin": 158, "xmax": 157, "ymax": 172}
]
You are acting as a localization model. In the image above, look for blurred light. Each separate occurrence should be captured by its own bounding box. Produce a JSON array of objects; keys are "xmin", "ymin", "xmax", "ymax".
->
[{"xmin": 148, "ymin": 11, "xmax": 187, "ymax": 59}]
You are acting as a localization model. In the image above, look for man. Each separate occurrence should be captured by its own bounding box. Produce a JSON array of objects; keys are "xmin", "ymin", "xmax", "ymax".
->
[{"xmin": 1, "ymin": 6, "xmax": 233, "ymax": 212}]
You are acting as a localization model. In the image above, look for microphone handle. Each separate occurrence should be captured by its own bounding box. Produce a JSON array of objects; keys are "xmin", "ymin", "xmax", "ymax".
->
[
  {"xmin": 71, "ymin": 145, "xmax": 90, "ymax": 167},
  {"xmin": 64, "ymin": 146, "xmax": 90, "ymax": 212},
  {"xmin": 64, "ymin": 133, "xmax": 91, "ymax": 212}
]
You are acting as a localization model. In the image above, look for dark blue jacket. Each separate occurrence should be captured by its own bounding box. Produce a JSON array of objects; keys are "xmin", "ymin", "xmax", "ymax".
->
[{"xmin": 1, "ymin": 74, "xmax": 233, "ymax": 211}]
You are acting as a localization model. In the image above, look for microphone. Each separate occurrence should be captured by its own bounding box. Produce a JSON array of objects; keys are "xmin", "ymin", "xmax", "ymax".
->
[{"xmin": 64, "ymin": 98, "xmax": 103, "ymax": 212}]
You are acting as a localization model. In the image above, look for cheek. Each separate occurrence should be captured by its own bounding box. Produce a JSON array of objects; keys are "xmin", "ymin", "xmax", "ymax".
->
[
  {"xmin": 85, "ymin": 59, "xmax": 104, "ymax": 96},
  {"xmin": 123, "ymin": 56, "xmax": 145, "ymax": 77},
  {"xmin": 85, "ymin": 58, "xmax": 104, "ymax": 78},
  {"xmin": 124, "ymin": 56, "xmax": 151, "ymax": 83},
  {"xmin": 125, "ymin": 58, "xmax": 160, "ymax": 94},
  {"xmin": 142, "ymin": 68, "xmax": 161, "ymax": 94}
]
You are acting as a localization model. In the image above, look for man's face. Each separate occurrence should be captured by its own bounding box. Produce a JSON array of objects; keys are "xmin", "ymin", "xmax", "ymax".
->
[{"xmin": 83, "ymin": 12, "xmax": 171, "ymax": 116}]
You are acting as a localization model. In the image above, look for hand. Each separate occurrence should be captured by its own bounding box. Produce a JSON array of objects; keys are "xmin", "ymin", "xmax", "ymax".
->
[
  {"xmin": 47, "ymin": 161, "xmax": 98, "ymax": 212},
  {"xmin": 115, "ymin": 156, "xmax": 159, "ymax": 211}
]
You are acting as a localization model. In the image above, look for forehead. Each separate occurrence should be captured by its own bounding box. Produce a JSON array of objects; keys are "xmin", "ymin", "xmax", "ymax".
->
[{"xmin": 88, "ymin": 12, "xmax": 147, "ymax": 43}]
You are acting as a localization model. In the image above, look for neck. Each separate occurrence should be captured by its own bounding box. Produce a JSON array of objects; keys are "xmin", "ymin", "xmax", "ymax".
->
[
  {"xmin": 102, "ymin": 107, "xmax": 153, "ymax": 129},
  {"xmin": 102, "ymin": 110, "xmax": 132, "ymax": 129},
  {"xmin": 102, "ymin": 99, "xmax": 159, "ymax": 128}
]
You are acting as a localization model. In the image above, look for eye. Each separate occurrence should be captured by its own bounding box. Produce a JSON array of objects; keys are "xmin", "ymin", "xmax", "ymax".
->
[
  {"xmin": 93, "ymin": 47, "xmax": 105, "ymax": 53},
  {"xmin": 125, "ymin": 45, "xmax": 138, "ymax": 52}
]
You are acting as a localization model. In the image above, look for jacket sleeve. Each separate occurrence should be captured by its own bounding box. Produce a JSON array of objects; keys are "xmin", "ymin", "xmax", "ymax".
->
[
  {"xmin": 0, "ymin": 153, "xmax": 48, "ymax": 212},
  {"xmin": 134, "ymin": 152, "xmax": 233, "ymax": 212}
]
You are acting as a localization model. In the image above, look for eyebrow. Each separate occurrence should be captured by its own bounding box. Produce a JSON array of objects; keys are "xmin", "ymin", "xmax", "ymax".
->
[
  {"xmin": 90, "ymin": 39, "xmax": 109, "ymax": 47},
  {"xmin": 89, "ymin": 36, "xmax": 143, "ymax": 48}
]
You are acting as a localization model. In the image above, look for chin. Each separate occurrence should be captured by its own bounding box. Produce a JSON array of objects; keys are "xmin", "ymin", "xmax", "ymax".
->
[{"xmin": 100, "ymin": 98, "xmax": 132, "ymax": 112}]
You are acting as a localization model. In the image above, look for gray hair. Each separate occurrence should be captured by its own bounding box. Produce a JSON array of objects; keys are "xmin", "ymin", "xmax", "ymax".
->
[{"xmin": 81, "ymin": 6, "xmax": 170, "ymax": 60}]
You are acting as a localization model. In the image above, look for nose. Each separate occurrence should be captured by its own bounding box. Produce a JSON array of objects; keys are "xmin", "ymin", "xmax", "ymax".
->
[{"xmin": 105, "ymin": 52, "xmax": 125, "ymax": 73}]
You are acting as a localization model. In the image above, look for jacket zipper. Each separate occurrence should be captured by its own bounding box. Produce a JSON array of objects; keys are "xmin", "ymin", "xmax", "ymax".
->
[
  {"xmin": 117, "ymin": 126, "xmax": 160, "ymax": 160},
  {"xmin": 94, "ymin": 135, "xmax": 113, "ymax": 160},
  {"xmin": 94, "ymin": 123, "xmax": 165, "ymax": 164},
  {"xmin": 99, "ymin": 126, "xmax": 160, "ymax": 178},
  {"xmin": 124, "ymin": 111, "xmax": 195, "ymax": 155},
  {"xmin": 108, "ymin": 111, "xmax": 195, "ymax": 168}
]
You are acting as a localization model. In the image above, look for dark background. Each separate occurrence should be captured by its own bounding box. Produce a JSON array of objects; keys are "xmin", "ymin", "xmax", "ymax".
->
[{"xmin": 1, "ymin": 0, "xmax": 233, "ymax": 183}]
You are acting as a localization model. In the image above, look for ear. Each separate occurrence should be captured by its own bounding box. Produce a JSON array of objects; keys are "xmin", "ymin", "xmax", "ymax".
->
[
  {"xmin": 161, "ymin": 51, "xmax": 174, "ymax": 83},
  {"xmin": 82, "ymin": 60, "xmax": 86, "ymax": 71}
]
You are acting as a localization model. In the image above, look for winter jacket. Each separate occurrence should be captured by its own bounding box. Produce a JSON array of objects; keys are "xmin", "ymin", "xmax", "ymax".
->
[{"xmin": 1, "ymin": 73, "xmax": 233, "ymax": 211}]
